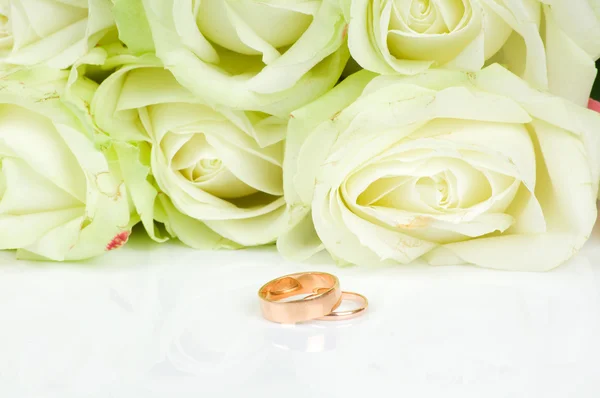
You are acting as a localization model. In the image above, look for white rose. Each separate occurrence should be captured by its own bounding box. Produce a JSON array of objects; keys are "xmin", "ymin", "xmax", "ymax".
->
[
  {"xmin": 347, "ymin": 0, "xmax": 530, "ymax": 73},
  {"xmin": 279, "ymin": 65, "xmax": 600, "ymax": 271},
  {"xmin": 113, "ymin": 0, "xmax": 349, "ymax": 117},
  {"xmin": 92, "ymin": 58, "xmax": 289, "ymax": 248},
  {"xmin": 0, "ymin": 0, "xmax": 114, "ymax": 69},
  {"xmin": 0, "ymin": 68, "xmax": 131, "ymax": 261},
  {"xmin": 347, "ymin": 0, "xmax": 600, "ymax": 106}
]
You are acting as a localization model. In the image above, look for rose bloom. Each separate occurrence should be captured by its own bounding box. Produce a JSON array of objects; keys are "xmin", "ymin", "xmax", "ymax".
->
[
  {"xmin": 0, "ymin": 0, "xmax": 114, "ymax": 69},
  {"xmin": 0, "ymin": 68, "xmax": 131, "ymax": 261},
  {"xmin": 114, "ymin": 0, "xmax": 349, "ymax": 117},
  {"xmin": 279, "ymin": 65, "xmax": 600, "ymax": 271},
  {"xmin": 92, "ymin": 57, "xmax": 289, "ymax": 248},
  {"xmin": 346, "ymin": 0, "xmax": 600, "ymax": 106}
]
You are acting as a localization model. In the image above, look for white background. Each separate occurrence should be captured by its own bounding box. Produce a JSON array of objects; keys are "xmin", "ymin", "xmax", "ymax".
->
[{"xmin": 1, "ymin": 218, "xmax": 600, "ymax": 397}]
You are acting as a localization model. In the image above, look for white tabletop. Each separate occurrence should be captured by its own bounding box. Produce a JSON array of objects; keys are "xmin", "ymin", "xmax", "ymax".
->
[{"xmin": 2, "ymin": 220, "xmax": 600, "ymax": 398}]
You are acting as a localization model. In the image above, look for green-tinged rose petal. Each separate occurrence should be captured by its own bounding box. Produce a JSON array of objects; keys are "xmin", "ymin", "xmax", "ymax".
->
[
  {"xmin": 277, "ymin": 70, "xmax": 376, "ymax": 256},
  {"xmin": 112, "ymin": 141, "xmax": 166, "ymax": 242},
  {"xmin": 113, "ymin": 0, "xmax": 155, "ymax": 53},
  {"xmin": 286, "ymin": 70, "xmax": 377, "ymax": 207}
]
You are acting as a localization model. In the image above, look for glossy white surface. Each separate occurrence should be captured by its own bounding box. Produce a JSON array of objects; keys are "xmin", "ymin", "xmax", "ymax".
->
[{"xmin": 2, "ymin": 221, "xmax": 600, "ymax": 398}]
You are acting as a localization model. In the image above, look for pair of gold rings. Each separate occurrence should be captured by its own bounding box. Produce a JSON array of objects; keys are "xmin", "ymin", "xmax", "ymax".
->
[{"xmin": 258, "ymin": 272, "xmax": 368, "ymax": 324}]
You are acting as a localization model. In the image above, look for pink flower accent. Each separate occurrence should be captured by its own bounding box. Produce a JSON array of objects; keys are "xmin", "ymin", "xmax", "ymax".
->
[
  {"xmin": 106, "ymin": 231, "xmax": 130, "ymax": 251},
  {"xmin": 589, "ymin": 98, "xmax": 600, "ymax": 113}
]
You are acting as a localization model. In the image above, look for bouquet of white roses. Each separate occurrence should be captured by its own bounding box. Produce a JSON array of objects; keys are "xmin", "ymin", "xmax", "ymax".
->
[{"xmin": 1, "ymin": 0, "xmax": 600, "ymax": 271}]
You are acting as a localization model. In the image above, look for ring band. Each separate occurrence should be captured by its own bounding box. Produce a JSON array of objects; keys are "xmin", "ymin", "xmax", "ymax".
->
[
  {"xmin": 258, "ymin": 272, "xmax": 341, "ymax": 324},
  {"xmin": 317, "ymin": 291, "xmax": 368, "ymax": 321}
]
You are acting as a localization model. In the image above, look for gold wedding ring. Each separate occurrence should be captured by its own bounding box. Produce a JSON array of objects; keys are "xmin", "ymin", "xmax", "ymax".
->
[
  {"xmin": 317, "ymin": 291, "xmax": 368, "ymax": 321},
  {"xmin": 258, "ymin": 272, "xmax": 368, "ymax": 324},
  {"xmin": 258, "ymin": 272, "xmax": 342, "ymax": 324}
]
